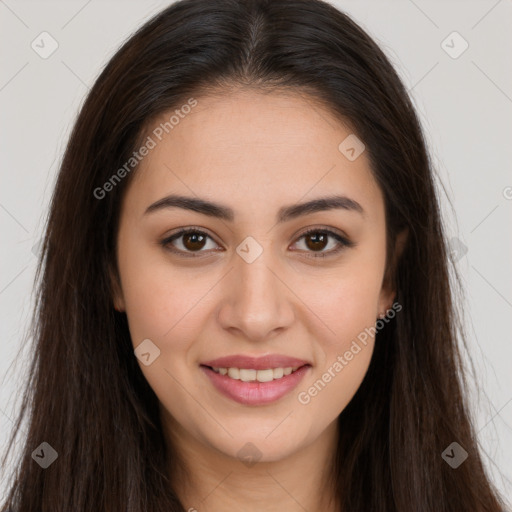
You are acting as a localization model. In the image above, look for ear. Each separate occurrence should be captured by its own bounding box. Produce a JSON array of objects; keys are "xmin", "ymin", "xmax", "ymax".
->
[
  {"xmin": 377, "ymin": 228, "xmax": 408, "ymax": 316},
  {"xmin": 109, "ymin": 261, "xmax": 125, "ymax": 312}
]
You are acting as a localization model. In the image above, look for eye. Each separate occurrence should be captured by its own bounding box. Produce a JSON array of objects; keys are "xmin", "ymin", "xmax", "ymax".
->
[
  {"xmin": 160, "ymin": 226, "xmax": 354, "ymax": 259},
  {"xmin": 160, "ymin": 227, "xmax": 221, "ymax": 257},
  {"xmin": 291, "ymin": 227, "xmax": 354, "ymax": 258}
]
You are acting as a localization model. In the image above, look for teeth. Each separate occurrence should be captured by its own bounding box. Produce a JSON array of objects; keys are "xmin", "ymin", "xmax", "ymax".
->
[
  {"xmin": 211, "ymin": 365, "xmax": 303, "ymax": 381},
  {"xmin": 273, "ymin": 367, "xmax": 284, "ymax": 379},
  {"xmin": 239, "ymin": 369, "xmax": 257, "ymax": 382},
  {"xmin": 255, "ymin": 369, "xmax": 274, "ymax": 382},
  {"xmin": 227, "ymin": 367, "xmax": 240, "ymax": 379}
]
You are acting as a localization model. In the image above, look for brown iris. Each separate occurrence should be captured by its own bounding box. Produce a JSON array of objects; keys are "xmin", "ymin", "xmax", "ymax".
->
[
  {"xmin": 304, "ymin": 232, "xmax": 328, "ymax": 251},
  {"xmin": 182, "ymin": 232, "xmax": 207, "ymax": 251}
]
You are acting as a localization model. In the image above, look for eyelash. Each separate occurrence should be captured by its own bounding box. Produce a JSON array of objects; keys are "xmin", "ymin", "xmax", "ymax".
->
[{"xmin": 160, "ymin": 226, "xmax": 354, "ymax": 259}]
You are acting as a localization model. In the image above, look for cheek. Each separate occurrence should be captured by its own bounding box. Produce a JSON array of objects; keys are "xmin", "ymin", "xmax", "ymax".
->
[
  {"xmin": 118, "ymin": 253, "xmax": 212, "ymax": 431},
  {"xmin": 296, "ymin": 247, "xmax": 384, "ymax": 413},
  {"xmin": 309, "ymin": 261, "xmax": 385, "ymax": 346},
  {"xmin": 298, "ymin": 339, "xmax": 374, "ymax": 427},
  {"xmin": 118, "ymin": 239, "xmax": 209, "ymax": 345},
  {"xmin": 118, "ymin": 251, "xmax": 220, "ymax": 423},
  {"xmin": 296, "ymin": 275, "xmax": 378, "ymax": 419}
]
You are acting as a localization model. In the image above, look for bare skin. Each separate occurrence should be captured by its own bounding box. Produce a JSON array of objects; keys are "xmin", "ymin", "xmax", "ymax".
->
[{"xmin": 113, "ymin": 88, "xmax": 400, "ymax": 511}]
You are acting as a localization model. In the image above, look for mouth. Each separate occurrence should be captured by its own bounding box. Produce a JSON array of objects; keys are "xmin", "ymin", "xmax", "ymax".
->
[{"xmin": 200, "ymin": 355, "xmax": 311, "ymax": 405}]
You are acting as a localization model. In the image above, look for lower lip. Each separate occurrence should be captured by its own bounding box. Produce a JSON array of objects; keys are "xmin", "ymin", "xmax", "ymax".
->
[{"xmin": 200, "ymin": 365, "xmax": 310, "ymax": 406}]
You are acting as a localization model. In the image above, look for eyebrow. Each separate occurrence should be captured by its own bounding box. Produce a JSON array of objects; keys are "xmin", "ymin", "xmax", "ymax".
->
[{"xmin": 144, "ymin": 193, "xmax": 364, "ymax": 222}]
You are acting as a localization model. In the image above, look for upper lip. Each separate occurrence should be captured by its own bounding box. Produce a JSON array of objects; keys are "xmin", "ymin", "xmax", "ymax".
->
[{"xmin": 201, "ymin": 354, "xmax": 311, "ymax": 370}]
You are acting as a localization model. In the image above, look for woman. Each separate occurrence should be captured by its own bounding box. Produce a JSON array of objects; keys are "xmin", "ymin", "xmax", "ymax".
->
[{"xmin": 0, "ymin": 0, "xmax": 507, "ymax": 510}]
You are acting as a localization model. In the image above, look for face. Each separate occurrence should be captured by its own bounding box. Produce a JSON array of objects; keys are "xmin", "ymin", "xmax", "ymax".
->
[{"xmin": 113, "ymin": 88, "xmax": 396, "ymax": 464}]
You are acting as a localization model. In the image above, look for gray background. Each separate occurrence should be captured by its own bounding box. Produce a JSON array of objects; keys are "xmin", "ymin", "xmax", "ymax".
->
[{"xmin": 1, "ymin": 0, "xmax": 511, "ymax": 504}]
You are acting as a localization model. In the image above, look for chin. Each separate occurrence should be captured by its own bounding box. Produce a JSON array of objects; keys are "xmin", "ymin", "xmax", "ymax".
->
[{"xmin": 204, "ymin": 424, "xmax": 315, "ymax": 464}]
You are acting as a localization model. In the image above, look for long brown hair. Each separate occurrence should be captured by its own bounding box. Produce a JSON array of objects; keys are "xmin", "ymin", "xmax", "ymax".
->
[{"xmin": 1, "ymin": 0, "xmax": 506, "ymax": 510}]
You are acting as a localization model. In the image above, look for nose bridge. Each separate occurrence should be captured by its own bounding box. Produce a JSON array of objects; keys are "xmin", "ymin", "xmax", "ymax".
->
[{"xmin": 217, "ymin": 236, "xmax": 294, "ymax": 340}]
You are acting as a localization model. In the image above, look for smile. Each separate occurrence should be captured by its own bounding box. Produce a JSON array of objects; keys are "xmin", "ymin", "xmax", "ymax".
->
[{"xmin": 200, "ymin": 354, "xmax": 311, "ymax": 406}]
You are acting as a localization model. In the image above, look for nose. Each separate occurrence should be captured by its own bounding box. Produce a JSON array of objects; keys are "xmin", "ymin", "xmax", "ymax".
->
[{"xmin": 216, "ymin": 244, "xmax": 295, "ymax": 342}]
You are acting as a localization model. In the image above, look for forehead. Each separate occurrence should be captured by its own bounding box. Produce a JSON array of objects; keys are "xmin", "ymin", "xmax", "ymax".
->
[{"xmin": 124, "ymin": 89, "xmax": 383, "ymax": 221}]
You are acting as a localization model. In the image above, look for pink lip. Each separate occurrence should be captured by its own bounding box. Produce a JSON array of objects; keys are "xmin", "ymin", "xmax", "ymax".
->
[{"xmin": 200, "ymin": 354, "xmax": 311, "ymax": 406}]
